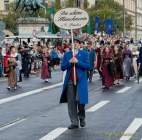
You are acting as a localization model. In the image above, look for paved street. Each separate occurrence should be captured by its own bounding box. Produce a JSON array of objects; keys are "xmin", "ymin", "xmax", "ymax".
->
[
  {"xmin": 0, "ymin": 71, "xmax": 142, "ymax": 140},
  {"xmin": 1, "ymin": 0, "xmax": 142, "ymax": 140}
]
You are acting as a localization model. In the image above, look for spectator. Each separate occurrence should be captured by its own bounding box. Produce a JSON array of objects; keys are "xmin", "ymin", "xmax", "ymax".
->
[
  {"xmin": 50, "ymin": 47, "xmax": 59, "ymax": 70},
  {"xmin": 7, "ymin": 46, "xmax": 17, "ymax": 90}
]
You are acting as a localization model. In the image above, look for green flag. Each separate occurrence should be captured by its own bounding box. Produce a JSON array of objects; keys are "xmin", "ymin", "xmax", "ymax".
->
[
  {"xmin": 48, "ymin": 5, "xmax": 55, "ymax": 33},
  {"xmin": 48, "ymin": 22, "xmax": 53, "ymax": 33}
]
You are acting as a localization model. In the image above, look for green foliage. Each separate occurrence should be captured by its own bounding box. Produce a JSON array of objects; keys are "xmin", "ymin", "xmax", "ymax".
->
[
  {"xmin": 2, "ymin": 2, "xmax": 20, "ymax": 34},
  {"xmin": 66, "ymin": 0, "xmax": 75, "ymax": 7},
  {"xmin": 2, "ymin": 2, "xmax": 50, "ymax": 34},
  {"xmin": 2, "ymin": 0, "xmax": 133, "ymax": 35},
  {"xmin": 86, "ymin": 0, "xmax": 132, "ymax": 34},
  {"xmin": 84, "ymin": 0, "xmax": 89, "ymax": 9},
  {"xmin": 54, "ymin": 0, "xmax": 61, "ymax": 10}
]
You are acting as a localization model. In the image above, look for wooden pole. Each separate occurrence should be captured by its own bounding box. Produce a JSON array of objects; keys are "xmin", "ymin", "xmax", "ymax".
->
[{"xmin": 71, "ymin": 29, "xmax": 77, "ymax": 85}]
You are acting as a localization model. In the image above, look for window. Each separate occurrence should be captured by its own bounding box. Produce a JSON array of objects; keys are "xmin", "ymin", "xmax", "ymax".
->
[
  {"xmin": 4, "ymin": 0, "xmax": 9, "ymax": 11},
  {"xmin": 76, "ymin": 0, "xmax": 81, "ymax": 7}
]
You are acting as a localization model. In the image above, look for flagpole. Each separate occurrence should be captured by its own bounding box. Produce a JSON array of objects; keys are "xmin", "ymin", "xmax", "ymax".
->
[{"xmin": 71, "ymin": 29, "xmax": 77, "ymax": 85}]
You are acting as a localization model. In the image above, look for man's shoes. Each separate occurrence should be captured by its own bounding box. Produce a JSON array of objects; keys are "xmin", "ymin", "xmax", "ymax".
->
[
  {"xmin": 68, "ymin": 124, "xmax": 79, "ymax": 130},
  {"xmin": 80, "ymin": 119, "xmax": 86, "ymax": 128}
]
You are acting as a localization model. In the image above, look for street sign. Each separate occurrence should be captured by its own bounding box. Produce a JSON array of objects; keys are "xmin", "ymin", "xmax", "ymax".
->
[{"xmin": 54, "ymin": 8, "xmax": 89, "ymax": 30}]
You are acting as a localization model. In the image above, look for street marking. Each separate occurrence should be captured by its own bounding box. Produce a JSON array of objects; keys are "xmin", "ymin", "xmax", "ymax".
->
[
  {"xmin": 39, "ymin": 127, "xmax": 67, "ymax": 140},
  {"xmin": 0, "ymin": 118, "xmax": 26, "ymax": 131},
  {"xmin": 0, "ymin": 82, "xmax": 63, "ymax": 105},
  {"xmin": 120, "ymin": 118, "xmax": 142, "ymax": 140},
  {"xmin": 116, "ymin": 87, "xmax": 131, "ymax": 94},
  {"xmin": 0, "ymin": 79, "xmax": 6, "ymax": 82},
  {"xmin": 86, "ymin": 100, "xmax": 110, "ymax": 112}
]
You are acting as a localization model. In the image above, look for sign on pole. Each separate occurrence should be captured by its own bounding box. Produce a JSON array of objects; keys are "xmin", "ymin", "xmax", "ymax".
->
[
  {"xmin": 54, "ymin": 8, "xmax": 89, "ymax": 85},
  {"xmin": 54, "ymin": 8, "xmax": 89, "ymax": 30}
]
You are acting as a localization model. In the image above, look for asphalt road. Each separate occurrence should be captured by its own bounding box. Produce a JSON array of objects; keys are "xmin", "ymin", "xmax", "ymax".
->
[{"xmin": 0, "ymin": 71, "xmax": 142, "ymax": 140}]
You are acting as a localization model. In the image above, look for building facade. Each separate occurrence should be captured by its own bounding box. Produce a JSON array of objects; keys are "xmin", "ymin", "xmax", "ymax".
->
[
  {"xmin": 1, "ymin": 0, "xmax": 142, "ymax": 39},
  {"xmin": 86, "ymin": 0, "xmax": 142, "ymax": 39},
  {"xmin": 137, "ymin": 0, "xmax": 142, "ymax": 39},
  {"xmin": 60, "ymin": 0, "xmax": 142, "ymax": 39},
  {"xmin": 0, "ymin": 0, "xmax": 15, "ymax": 15},
  {"xmin": 87, "ymin": 0, "xmax": 96, "ymax": 8},
  {"xmin": 114, "ymin": 0, "xmax": 142, "ymax": 40},
  {"xmin": 0, "ymin": 1, "xmax": 5, "ymax": 12}
]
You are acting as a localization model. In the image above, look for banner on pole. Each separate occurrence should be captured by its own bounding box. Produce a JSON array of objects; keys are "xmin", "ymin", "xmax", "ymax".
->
[
  {"xmin": 94, "ymin": 16, "xmax": 100, "ymax": 33},
  {"xmin": 104, "ymin": 19, "xmax": 113, "ymax": 35}
]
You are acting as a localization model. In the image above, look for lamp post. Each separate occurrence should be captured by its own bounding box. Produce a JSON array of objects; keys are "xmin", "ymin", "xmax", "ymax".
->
[
  {"xmin": 123, "ymin": 0, "xmax": 126, "ymax": 37},
  {"xmin": 135, "ymin": 0, "xmax": 137, "ymax": 41}
]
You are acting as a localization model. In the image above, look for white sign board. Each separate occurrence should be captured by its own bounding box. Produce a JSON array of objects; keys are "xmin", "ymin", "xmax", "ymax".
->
[{"xmin": 54, "ymin": 8, "xmax": 89, "ymax": 30}]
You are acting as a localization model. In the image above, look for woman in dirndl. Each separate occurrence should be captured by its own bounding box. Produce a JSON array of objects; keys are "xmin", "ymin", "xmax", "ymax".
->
[
  {"xmin": 101, "ymin": 45, "xmax": 114, "ymax": 89},
  {"xmin": 41, "ymin": 48, "xmax": 51, "ymax": 82},
  {"xmin": 7, "ymin": 46, "xmax": 17, "ymax": 90},
  {"xmin": 95, "ymin": 46, "xmax": 102, "ymax": 78},
  {"xmin": 122, "ymin": 44, "xmax": 133, "ymax": 81},
  {"xmin": 114, "ymin": 46, "xmax": 123, "ymax": 84}
]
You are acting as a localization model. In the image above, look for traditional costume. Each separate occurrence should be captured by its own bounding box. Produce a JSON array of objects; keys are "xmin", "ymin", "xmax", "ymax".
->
[
  {"xmin": 114, "ymin": 47, "xmax": 123, "ymax": 83},
  {"xmin": 60, "ymin": 48, "xmax": 90, "ymax": 129},
  {"xmin": 123, "ymin": 47, "xmax": 133, "ymax": 80},
  {"xmin": 101, "ymin": 47, "xmax": 114, "ymax": 89},
  {"xmin": 41, "ymin": 52, "xmax": 51, "ymax": 82}
]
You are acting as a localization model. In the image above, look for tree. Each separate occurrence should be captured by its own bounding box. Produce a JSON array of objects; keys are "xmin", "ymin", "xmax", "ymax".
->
[
  {"xmin": 84, "ymin": 0, "xmax": 88, "ymax": 9},
  {"xmin": 66, "ymin": 0, "xmax": 75, "ymax": 7},
  {"xmin": 54, "ymin": 0, "xmax": 61, "ymax": 10},
  {"xmin": 2, "ymin": 2, "xmax": 50, "ymax": 34},
  {"xmin": 85, "ymin": 0, "xmax": 132, "ymax": 34}
]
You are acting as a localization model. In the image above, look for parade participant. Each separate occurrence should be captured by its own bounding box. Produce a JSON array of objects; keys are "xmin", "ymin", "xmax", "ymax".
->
[
  {"xmin": 50, "ymin": 47, "xmax": 59, "ymax": 70},
  {"xmin": 101, "ymin": 44, "xmax": 114, "ymax": 89},
  {"xmin": 22, "ymin": 47, "xmax": 32, "ymax": 78},
  {"xmin": 3, "ymin": 46, "xmax": 9, "ymax": 76},
  {"xmin": 60, "ymin": 40, "xmax": 90, "ymax": 129},
  {"xmin": 41, "ymin": 48, "xmax": 51, "ymax": 82},
  {"xmin": 7, "ymin": 46, "xmax": 17, "ymax": 90},
  {"xmin": 95, "ymin": 43, "xmax": 102, "ymax": 78},
  {"xmin": 16, "ymin": 47, "xmax": 23, "ymax": 82},
  {"xmin": 88, "ymin": 42, "xmax": 96, "ymax": 82},
  {"xmin": 114, "ymin": 46, "xmax": 123, "ymax": 84},
  {"xmin": 132, "ymin": 47, "xmax": 139, "ymax": 78},
  {"xmin": 137, "ymin": 46, "xmax": 142, "ymax": 77},
  {"xmin": 122, "ymin": 44, "xmax": 133, "ymax": 81},
  {"xmin": 0, "ymin": 47, "xmax": 3, "ymax": 77},
  {"xmin": 30, "ymin": 47, "xmax": 37, "ymax": 74}
]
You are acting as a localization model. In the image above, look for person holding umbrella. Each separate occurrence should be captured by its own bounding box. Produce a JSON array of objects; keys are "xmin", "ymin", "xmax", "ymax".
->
[{"xmin": 60, "ymin": 39, "xmax": 90, "ymax": 129}]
